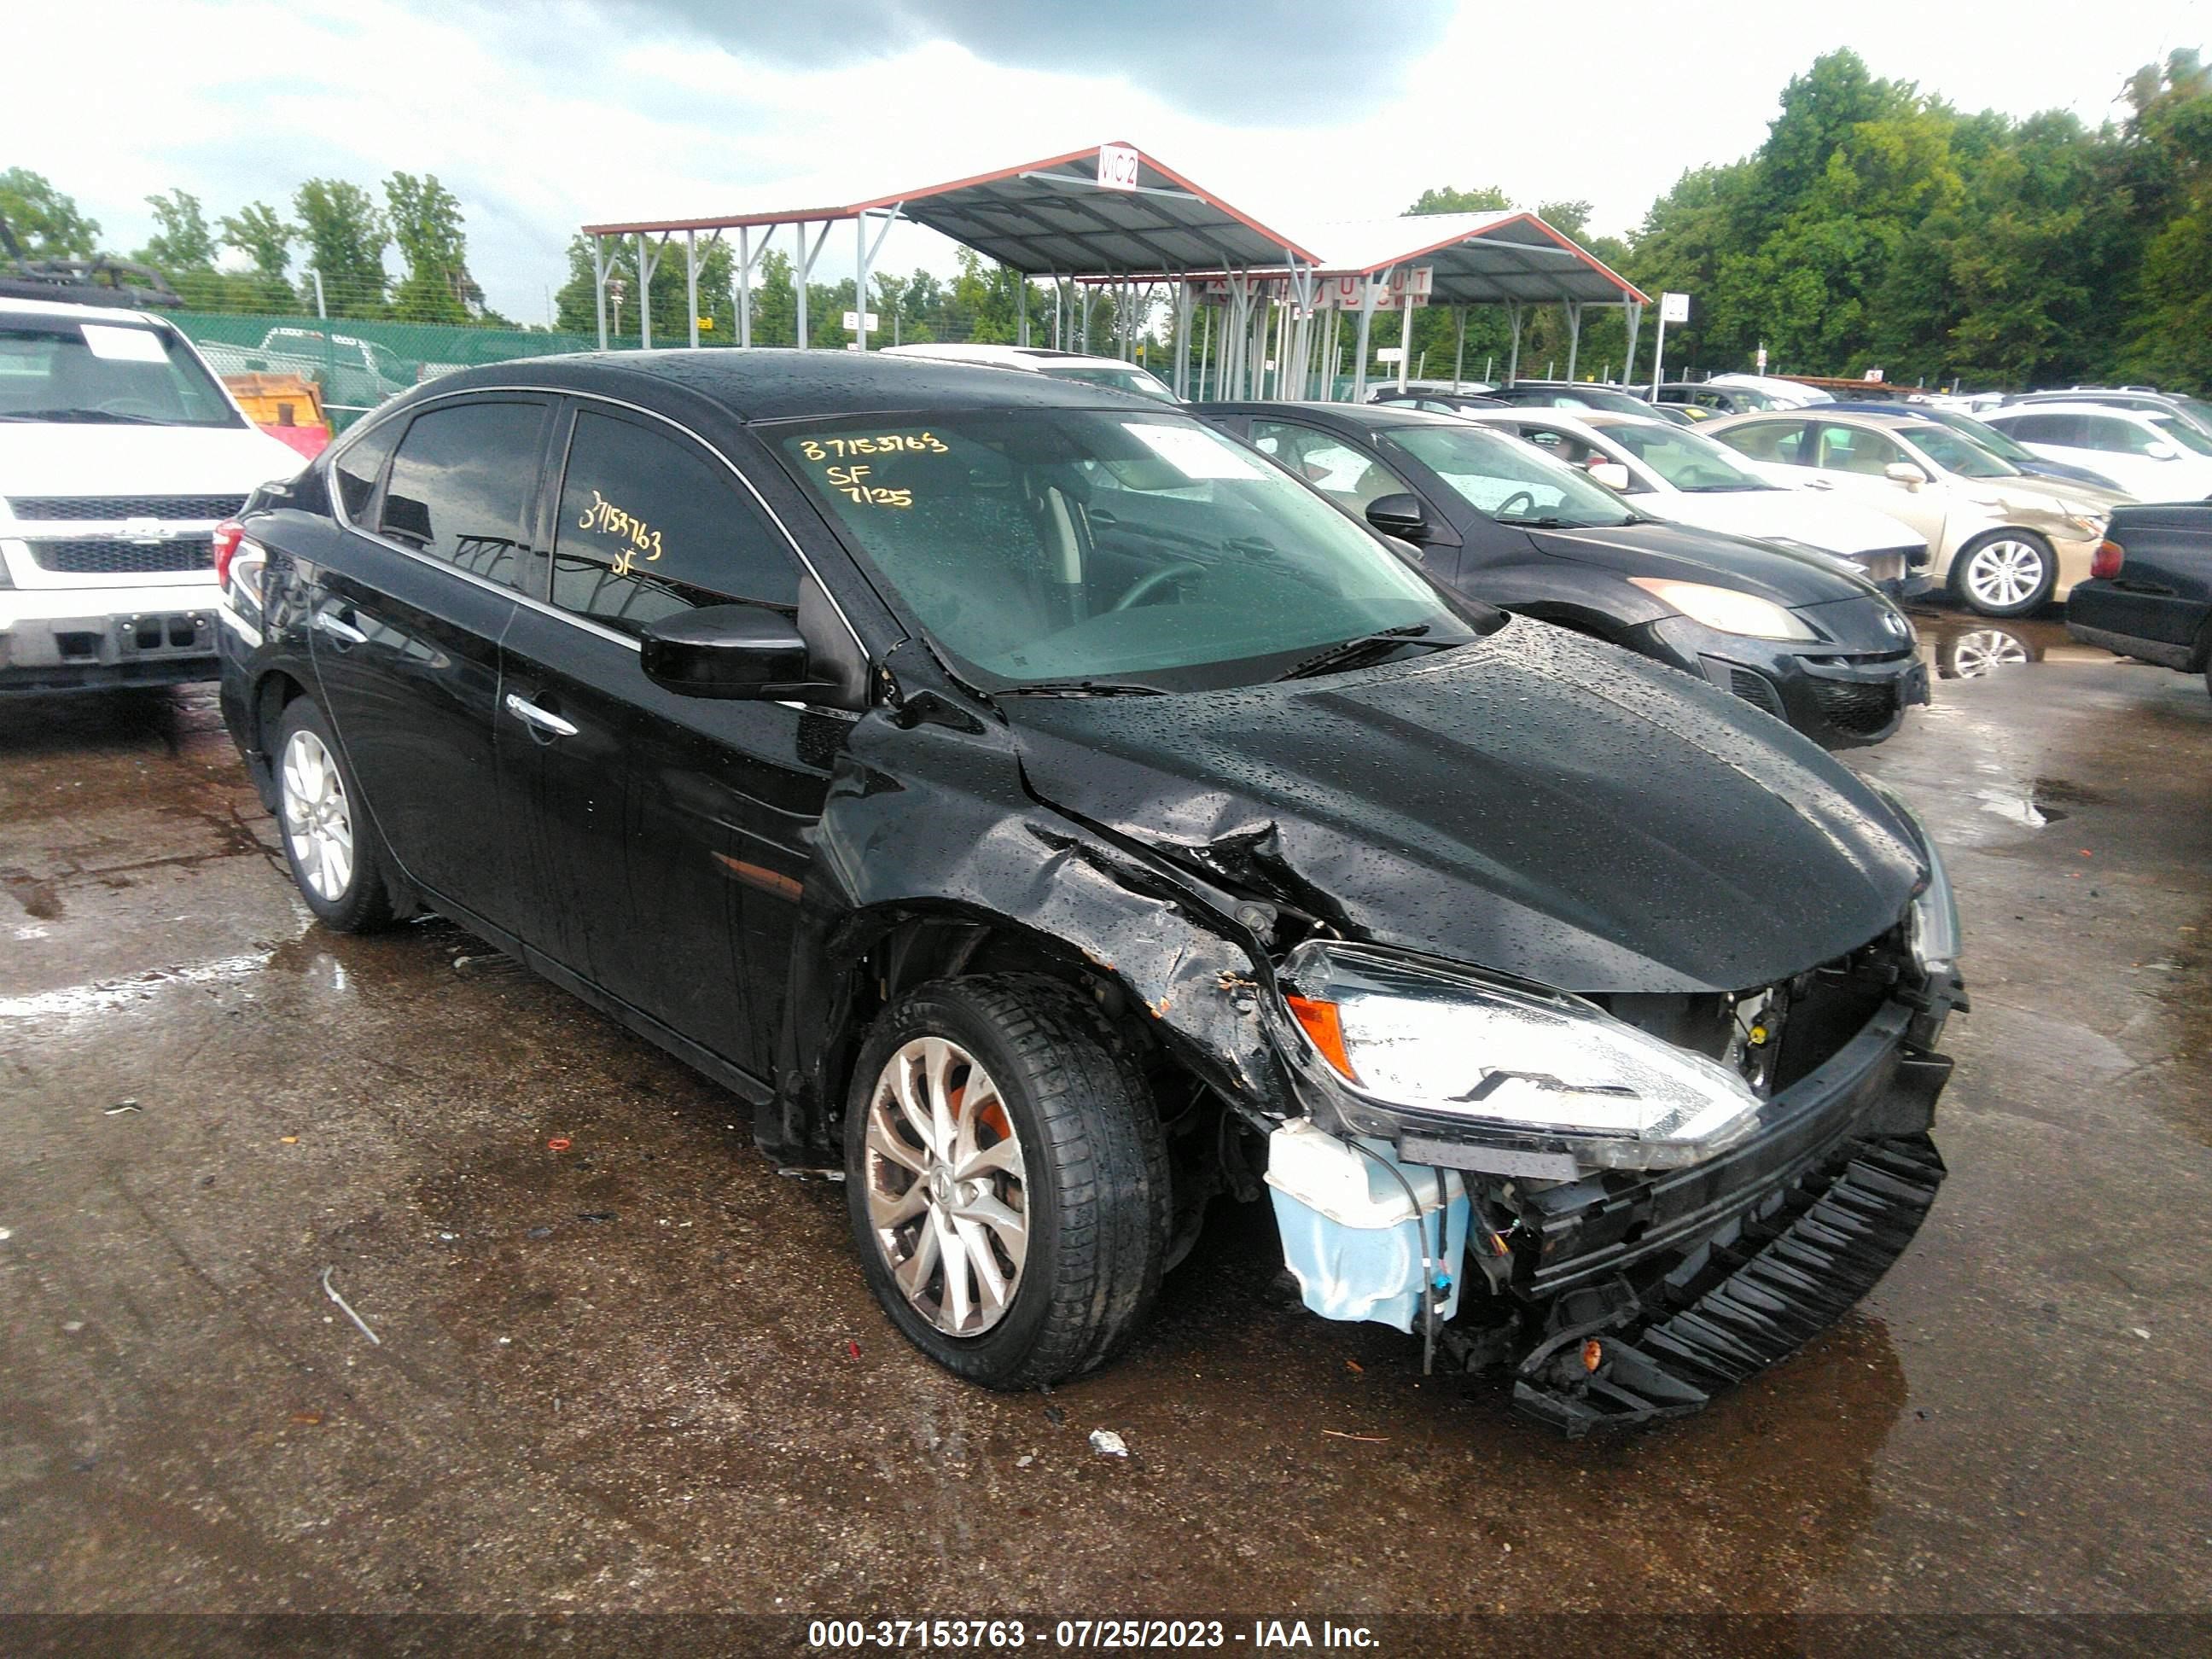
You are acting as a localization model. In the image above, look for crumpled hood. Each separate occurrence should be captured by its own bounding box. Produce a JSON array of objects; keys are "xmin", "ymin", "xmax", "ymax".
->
[
  {"xmin": 1007, "ymin": 618, "xmax": 1924, "ymax": 994},
  {"xmin": 0, "ymin": 422, "xmax": 305, "ymax": 504}
]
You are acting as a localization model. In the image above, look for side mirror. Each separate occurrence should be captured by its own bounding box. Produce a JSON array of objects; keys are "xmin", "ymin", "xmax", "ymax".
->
[
  {"xmin": 2146, "ymin": 441, "xmax": 2180, "ymax": 461},
  {"xmin": 1586, "ymin": 461, "xmax": 1633, "ymax": 492},
  {"xmin": 1365, "ymin": 492, "xmax": 1430, "ymax": 542},
  {"xmin": 1884, "ymin": 461, "xmax": 1930, "ymax": 487},
  {"xmin": 642, "ymin": 602, "xmax": 819, "ymax": 701}
]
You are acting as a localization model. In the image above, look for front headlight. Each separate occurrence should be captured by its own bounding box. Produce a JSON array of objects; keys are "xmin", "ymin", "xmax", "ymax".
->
[
  {"xmin": 1278, "ymin": 940, "xmax": 1763, "ymax": 1172},
  {"xmin": 1628, "ymin": 577, "xmax": 1818, "ymax": 640},
  {"xmin": 1870, "ymin": 786, "xmax": 1960, "ymax": 977}
]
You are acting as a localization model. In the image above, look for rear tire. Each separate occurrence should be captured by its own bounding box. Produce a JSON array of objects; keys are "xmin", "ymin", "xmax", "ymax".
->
[
  {"xmin": 273, "ymin": 696, "xmax": 395, "ymax": 933},
  {"xmin": 1951, "ymin": 531, "xmax": 2056, "ymax": 617},
  {"xmin": 844, "ymin": 974, "xmax": 1171, "ymax": 1388}
]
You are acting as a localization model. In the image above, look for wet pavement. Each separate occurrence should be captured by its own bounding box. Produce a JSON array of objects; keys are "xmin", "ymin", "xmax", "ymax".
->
[{"xmin": 2, "ymin": 609, "xmax": 2208, "ymax": 1622}]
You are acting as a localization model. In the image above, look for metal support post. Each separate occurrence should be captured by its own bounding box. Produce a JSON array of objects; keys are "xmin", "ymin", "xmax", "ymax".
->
[
  {"xmin": 591, "ymin": 236, "xmax": 608, "ymax": 350},
  {"xmin": 1505, "ymin": 303, "xmax": 1523, "ymax": 384},
  {"xmin": 636, "ymin": 233, "xmax": 664, "ymax": 348},
  {"xmin": 685, "ymin": 230, "xmax": 699, "ymax": 347},
  {"xmin": 1351, "ymin": 276, "xmax": 1380, "ymax": 404},
  {"xmin": 1621, "ymin": 300, "xmax": 1643, "ymax": 387},
  {"xmin": 1396, "ymin": 270, "xmax": 1414, "ymax": 393},
  {"xmin": 1017, "ymin": 277, "xmax": 1027, "ymax": 347},
  {"xmin": 1452, "ymin": 307, "xmax": 1465, "ymax": 388},
  {"xmin": 1564, "ymin": 301, "xmax": 1582, "ymax": 381}
]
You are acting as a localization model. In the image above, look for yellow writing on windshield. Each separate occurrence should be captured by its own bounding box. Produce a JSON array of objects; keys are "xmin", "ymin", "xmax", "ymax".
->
[{"xmin": 800, "ymin": 432, "xmax": 948, "ymax": 461}]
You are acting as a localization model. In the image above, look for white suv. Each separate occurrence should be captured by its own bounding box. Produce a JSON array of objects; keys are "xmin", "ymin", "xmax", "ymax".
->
[{"xmin": 0, "ymin": 298, "xmax": 303, "ymax": 693}]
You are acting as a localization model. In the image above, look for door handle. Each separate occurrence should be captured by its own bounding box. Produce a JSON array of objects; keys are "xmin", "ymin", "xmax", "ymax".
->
[
  {"xmin": 504, "ymin": 692, "xmax": 579, "ymax": 738},
  {"xmin": 314, "ymin": 608, "xmax": 368, "ymax": 645}
]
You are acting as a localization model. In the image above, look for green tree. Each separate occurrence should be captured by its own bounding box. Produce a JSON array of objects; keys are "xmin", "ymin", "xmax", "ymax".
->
[
  {"xmin": 294, "ymin": 179, "xmax": 388, "ymax": 317},
  {"xmin": 220, "ymin": 201, "xmax": 299, "ymax": 311},
  {"xmin": 384, "ymin": 172, "xmax": 475, "ymax": 323},
  {"xmin": 137, "ymin": 189, "xmax": 217, "ymax": 272},
  {"xmin": 0, "ymin": 167, "xmax": 100, "ymax": 258},
  {"xmin": 1406, "ymin": 184, "xmax": 1511, "ymax": 215}
]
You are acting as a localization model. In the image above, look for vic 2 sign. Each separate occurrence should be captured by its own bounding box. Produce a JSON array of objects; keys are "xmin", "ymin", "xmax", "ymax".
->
[
  {"xmin": 1661, "ymin": 291, "xmax": 1691, "ymax": 323},
  {"xmin": 1097, "ymin": 145, "xmax": 1141, "ymax": 191}
]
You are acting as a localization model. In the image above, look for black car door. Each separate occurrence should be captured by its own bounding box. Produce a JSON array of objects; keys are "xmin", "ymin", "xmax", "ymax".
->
[
  {"xmin": 311, "ymin": 394, "xmax": 554, "ymax": 938},
  {"xmin": 498, "ymin": 399, "xmax": 836, "ymax": 1077}
]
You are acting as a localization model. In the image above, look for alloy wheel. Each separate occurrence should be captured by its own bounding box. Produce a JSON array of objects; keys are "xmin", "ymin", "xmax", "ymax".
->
[
  {"xmin": 862, "ymin": 1036, "xmax": 1030, "ymax": 1337},
  {"xmin": 1963, "ymin": 539, "xmax": 2047, "ymax": 611},
  {"xmin": 1949, "ymin": 628, "xmax": 2032, "ymax": 678},
  {"xmin": 281, "ymin": 727, "xmax": 355, "ymax": 903}
]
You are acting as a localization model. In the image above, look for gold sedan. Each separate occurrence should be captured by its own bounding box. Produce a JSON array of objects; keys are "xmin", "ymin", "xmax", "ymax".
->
[{"xmin": 1703, "ymin": 409, "xmax": 2124, "ymax": 617}]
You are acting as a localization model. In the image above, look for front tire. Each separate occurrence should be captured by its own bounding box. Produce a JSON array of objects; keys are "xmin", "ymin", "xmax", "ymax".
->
[
  {"xmin": 1951, "ymin": 531, "xmax": 2056, "ymax": 617},
  {"xmin": 844, "ymin": 975, "xmax": 1171, "ymax": 1388},
  {"xmin": 274, "ymin": 696, "xmax": 394, "ymax": 933}
]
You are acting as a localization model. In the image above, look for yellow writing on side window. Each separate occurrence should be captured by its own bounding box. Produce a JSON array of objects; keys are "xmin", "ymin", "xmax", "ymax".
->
[{"xmin": 575, "ymin": 489, "xmax": 664, "ymax": 573}]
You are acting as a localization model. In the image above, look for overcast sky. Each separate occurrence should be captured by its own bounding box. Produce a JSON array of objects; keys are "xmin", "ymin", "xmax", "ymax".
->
[{"xmin": 15, "ymin": 0, "xmax": 2209, "ymax": 323}]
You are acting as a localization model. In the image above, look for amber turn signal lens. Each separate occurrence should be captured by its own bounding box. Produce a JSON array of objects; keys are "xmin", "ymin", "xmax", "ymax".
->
[
  {"xmin": 1284, "ymin": 994, "xmax": 1358, "ymax": 1082},
  {"xmin": 1582, "ymin": 1339, "xmax": 1604, "ymax": 1373}
]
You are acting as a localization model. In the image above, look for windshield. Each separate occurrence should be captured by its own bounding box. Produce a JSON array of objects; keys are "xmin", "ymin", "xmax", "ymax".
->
[
  {"xmin": 1602, "ymin": 422, "xmax": 1773, "ymax": 492},
  {"xmin": 1903, "ymin": 424, "xmax": 2014, "ymax": 479},
  {"xmin": 2148, "ymin": 413, "xmax": 2212, "ymax": 455},
  {"xmin": 1382, "ymin": 423, "xmax": 1637, "ymax": 528},
  {"xmin": 774, "ymin": 410, "xmax": 1468, "ymax": 691},
  {"xmin": 1040, "ymin": 364, "xmax": 1179, "ymax": 404},
  {"xmin": 0, "ymin": 321, "xmax": 242, "ymax": 428},
  {"xmin": 1931, "ymin": 410, "xmax": 2035, "ymax": 463}
]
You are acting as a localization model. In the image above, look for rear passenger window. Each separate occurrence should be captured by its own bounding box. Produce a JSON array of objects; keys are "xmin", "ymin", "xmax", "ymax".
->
[
  {"xmin": 379, "ymin": 399, "xmax": 549, "ymax": 588},
  {"xmin": 332, "ymin": 417, "xmax": 402, "ymax": 522},
  {"xmin": 2005, "ymin": 413, "xmax": 2078, "ymax": 445},
  {"xmin": 1721, "ymin": 421, "xmax": 1806, "ymax": 463},
  {"xmin": 551, "ymin": 409, "xmax": 800, "ymax": 637}
]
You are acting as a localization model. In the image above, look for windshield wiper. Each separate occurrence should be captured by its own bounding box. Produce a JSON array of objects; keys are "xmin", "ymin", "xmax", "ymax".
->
[
  {"xmin": 1000, "ymin": 678, "xmax": 1169, "ymax": 698},
  {"xmin": 1273, "ymin": 624, "xmax": 1441, "ymax": 682},
  {"xmin": 0, "ymin": 408, "xmax": 162, "ymax": 424}
]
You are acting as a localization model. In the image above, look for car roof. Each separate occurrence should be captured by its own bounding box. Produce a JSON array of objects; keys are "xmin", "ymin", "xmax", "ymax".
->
[
  {"xmin": 1987, "ymin": 400, "xmax": 2159, "ymax": 422},
  {"xmin": 0, "ymin": 295, "xmax": 166, "ymax": 327},
  {"xmin": 1197, "ymin": 400, "xmax": 1470, "ymax": 429},
  {"xmin": 408, "ymin": 348, "xmax": 1157, "ymax": 422},
  {"xmin": 878, "ymin": 343, "xmax": 1155, "ymax": 374}
]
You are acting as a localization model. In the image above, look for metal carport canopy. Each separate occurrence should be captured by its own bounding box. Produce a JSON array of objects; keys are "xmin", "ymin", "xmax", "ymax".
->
[
  {"xmin": 1307, "ymin": 211, "xmax": 1648, "ymax": 306},
  {"xmin": 580, "ymin": 141, "xmax": 1320, "ymax": 276}
]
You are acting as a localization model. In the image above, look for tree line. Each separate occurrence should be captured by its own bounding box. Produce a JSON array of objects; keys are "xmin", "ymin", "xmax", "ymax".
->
[
  {"xmin": 5, "ymin": 44, "xmax": 2205, "ymax": 387},
  {"xmin": 0, "ymin": 167, "xmax": 498, "ymax": 325}
]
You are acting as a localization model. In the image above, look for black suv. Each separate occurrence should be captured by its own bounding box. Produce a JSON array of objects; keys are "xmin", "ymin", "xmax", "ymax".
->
[{"xmin": 217, "ymin": 352, "xmax": 1962, "ymax": 1433}]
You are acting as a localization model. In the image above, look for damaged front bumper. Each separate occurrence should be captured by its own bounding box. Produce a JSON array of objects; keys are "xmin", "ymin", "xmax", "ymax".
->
[{"xmin": 1275, "ymin": 969, "xmax": 1962, "ymax": 1434}]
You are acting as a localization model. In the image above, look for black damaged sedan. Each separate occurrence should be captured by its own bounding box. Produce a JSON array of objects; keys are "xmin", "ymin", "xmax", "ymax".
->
[
  {"xmin": 215, "ymin": 351, "xmax": 1963, "ymax": 1434},
  {"xmin": 1200, "ymin": 401, "xmax": 1929, "ymax": 749}
]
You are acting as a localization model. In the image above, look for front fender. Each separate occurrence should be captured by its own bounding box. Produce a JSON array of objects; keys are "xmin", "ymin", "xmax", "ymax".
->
[{"xmin": 765, "ymin": 699, "xmax": 1293, "ymax": 1159}]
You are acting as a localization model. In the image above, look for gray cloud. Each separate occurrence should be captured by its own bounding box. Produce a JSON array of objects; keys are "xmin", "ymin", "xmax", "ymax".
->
[{"xmin": 597, "ymin": 0, "xmax": 1457, "ymax": 121}]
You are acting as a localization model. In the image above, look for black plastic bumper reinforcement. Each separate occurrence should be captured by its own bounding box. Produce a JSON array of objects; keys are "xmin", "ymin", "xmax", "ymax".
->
[{"xmin": 1512, "ymin": 1133, "xmax": 1946, "ymax": 1436}]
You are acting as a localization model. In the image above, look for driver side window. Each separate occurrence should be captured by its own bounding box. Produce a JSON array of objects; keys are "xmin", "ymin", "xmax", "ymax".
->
[
  {"xmin": 1250, "ymin": 421, "xmax": 1402, "ymax": 513},
  {"xmin": 1813, "ymin": 424, "xmax": 1904, "ymax": 475}
]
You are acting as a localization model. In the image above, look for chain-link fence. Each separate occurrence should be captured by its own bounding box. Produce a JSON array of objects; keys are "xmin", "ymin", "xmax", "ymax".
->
[{"xmin": 170, "ymin": 311, "xmax": 612, "ymax": 430}]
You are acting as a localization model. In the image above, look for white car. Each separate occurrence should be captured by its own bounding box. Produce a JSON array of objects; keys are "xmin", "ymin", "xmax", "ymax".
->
[
  {"xmin": 879, "ymin": 342, "xmax": 1178, "ymax": 403},
  {"xmin": 1, "ymin": 297, "xmax": 304, "ymax": 693},
  {"xmin": 1451, "ymin": 407, "xmax": 1930, "ymax": 593},
  {"xmin": 1977, "ymin": 402, "xmax": 2212, "ymax": 504},
  {"xmin": 1707, "ymin": 373, "xmax": 1835, "ymax": 409}
]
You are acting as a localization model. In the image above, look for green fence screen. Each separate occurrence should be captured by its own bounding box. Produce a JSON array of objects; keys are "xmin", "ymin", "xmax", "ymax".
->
[{"xmin": 169, "ymin": 311, "xmax": 629, "ymax": 429}]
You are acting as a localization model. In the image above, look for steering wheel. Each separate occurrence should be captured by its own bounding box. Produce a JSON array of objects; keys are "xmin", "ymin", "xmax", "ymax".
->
[
  {"xmin": 1494, "ymin": 490, "xmax": 1537, "ymax": 518},
  {"xmin": 1111, "ymin": 562, "xmax": 1206, "ymax": 612}
]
